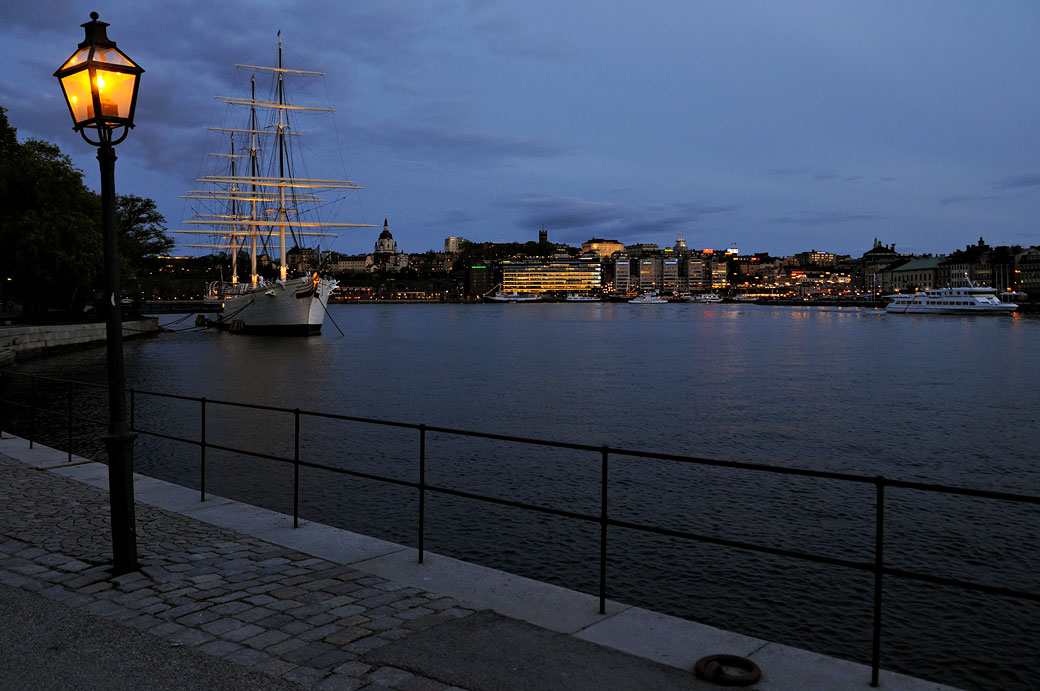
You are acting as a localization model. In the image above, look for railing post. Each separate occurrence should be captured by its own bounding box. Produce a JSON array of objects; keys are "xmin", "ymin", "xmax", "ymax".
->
[
  {"xmin": 293, "ymin": 409, "xmax": 300, "ymax": 529},
  {"xmin": 129, "ymin": 388, "xmax": 136, "ymax": 431},
  {"xmin": 871, "ymin": 476, "xmax": 886, "ymax": 687},
  {"xmin": 200, "ymin": 397, "xmax": 207, "ymax": 501},
  {"xmin": 66, "ymin": 380, "xmax": 73, "ymax": 463},
  {"xmin": 599, "ymin": 445, "xmax": 609, "ymax": 614},
  {"xmin": 418, "ymin": 424, "xmax": 426, "ymax": 564},
  {"xmin": 28, "ymin": 374, "xmax": 35, "ymax": 448}
]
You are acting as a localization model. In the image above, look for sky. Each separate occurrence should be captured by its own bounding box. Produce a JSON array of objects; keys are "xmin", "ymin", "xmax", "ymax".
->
[{"xmin": 3, "ymin": 1, "xmax": 1039, "ymax": 258}]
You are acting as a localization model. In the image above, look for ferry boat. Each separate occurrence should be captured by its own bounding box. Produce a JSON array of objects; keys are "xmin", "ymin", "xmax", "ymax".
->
[
  {"xmin": 486, "ymin": 291, "xmax": 541, "ymax": 303},
  {"xmin": 628, "ymin": 291, "xmax": 668, "ymax": 304},
  {"xmin": 885, "ymin": 278, "xmax": 1017, "ymax": 315},
  {"xmin": 689, "ymin": 293, "xmax": 723, "ymax": 304},
  {"xmin": 565, "ymin": 293, "xmax": 600, "ymax": 302}
]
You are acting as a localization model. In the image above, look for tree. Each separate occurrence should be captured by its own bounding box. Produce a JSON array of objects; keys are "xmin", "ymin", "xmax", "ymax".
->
[
  {"xmin": 0, "ymin": 108, "xmax": 101, "ymax": 314},
  {"xmin": 116, "ymin": 194, "xmax": 173, "ymax": 279}
]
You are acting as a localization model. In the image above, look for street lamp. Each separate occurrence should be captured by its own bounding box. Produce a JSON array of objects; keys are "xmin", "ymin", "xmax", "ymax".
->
[{"xmin": 54, "ymin": 12, "xmax": 144, "ymax": 574}]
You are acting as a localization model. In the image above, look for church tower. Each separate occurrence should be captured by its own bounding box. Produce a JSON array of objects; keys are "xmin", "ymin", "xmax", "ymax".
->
[{"xmin": 374, "ymin": 217, "xmax": 398, "ymax": 255}]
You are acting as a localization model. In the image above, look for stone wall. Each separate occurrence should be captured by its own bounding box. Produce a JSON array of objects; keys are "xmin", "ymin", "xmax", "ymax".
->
[{"xmin": 0, "ymin": 318, "xmax": 160, "ymax": 363}]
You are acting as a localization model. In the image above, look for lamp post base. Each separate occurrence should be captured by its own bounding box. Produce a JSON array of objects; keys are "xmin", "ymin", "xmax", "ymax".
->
[{"xmin": 103, "ymin": 431, "xmax": 138, "ymax": 574}]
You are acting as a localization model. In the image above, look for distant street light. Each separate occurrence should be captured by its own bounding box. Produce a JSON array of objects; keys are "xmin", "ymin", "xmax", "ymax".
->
[{"xmin": 54, "ymin": 12, "xmax": 144, "ymax": 574}]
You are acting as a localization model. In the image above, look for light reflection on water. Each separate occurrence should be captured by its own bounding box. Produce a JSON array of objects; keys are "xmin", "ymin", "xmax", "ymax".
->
[{"xmin": 8, "ymin": 303, "xmax": 1040, "ymax": 690}]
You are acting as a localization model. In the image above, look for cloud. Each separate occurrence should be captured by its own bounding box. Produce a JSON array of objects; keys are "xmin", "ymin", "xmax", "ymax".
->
[
  {"xmin": 356, "ymin": 122, "xmax": 571, "ymax": 167},
  {"xmin": 940, "ymin": 194, "xmax": 1018, "ymax": 206},
  {"xmin": 770, "ymin": 211, "xmax": 883, "ymax": 225},
  {"xmin": 497, "ymin": 194, "xmax": 738, "ymax": 243},
  {"xmin": 989, "ymin": 173, "xmax": 1040, "ymax": 190},
  {"xmin": 768, "ymin": 165, "xmax": 839, "ymax": 181}
]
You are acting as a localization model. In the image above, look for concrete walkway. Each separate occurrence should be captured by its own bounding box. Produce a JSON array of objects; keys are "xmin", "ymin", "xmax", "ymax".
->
[{"xmin": 0, "ymin": 434, "xmax": 957, "ymax": 690}]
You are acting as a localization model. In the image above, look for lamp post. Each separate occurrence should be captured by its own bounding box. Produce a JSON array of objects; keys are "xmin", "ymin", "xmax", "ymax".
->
[{"xmin": 54, "ymin": 12, "xmax": 144, "ymax": 574}]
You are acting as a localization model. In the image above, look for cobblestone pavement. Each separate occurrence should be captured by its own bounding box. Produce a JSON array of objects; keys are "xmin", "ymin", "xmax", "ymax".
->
[{"xmin": 0, "ymin": 453, "xmax": 477, "ymax": 690}]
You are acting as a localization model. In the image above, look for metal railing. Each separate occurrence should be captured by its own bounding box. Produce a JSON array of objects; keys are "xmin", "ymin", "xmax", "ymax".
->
[{"xmin": 1, "ymin": 369, "xmax": 1037, "ymax": 688}]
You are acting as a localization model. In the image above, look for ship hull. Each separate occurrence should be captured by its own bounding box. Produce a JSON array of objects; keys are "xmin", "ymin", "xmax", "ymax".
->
[{"xmin": 207, "ymin": 276, "xmax": 337, "ymax": 335}]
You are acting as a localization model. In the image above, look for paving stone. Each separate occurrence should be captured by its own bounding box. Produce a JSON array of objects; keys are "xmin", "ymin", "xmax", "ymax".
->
[
  {"xmin": 198, "ymin": 639, "xmax": 243, "ymax": 658},
  {"xmin": 281, "ymin": 620, "xmax": 315, "ymax": 636},
  {"xmin": 315, "ymin": 673, "xmax": 366, "ymax": 690},
  {"xmin": 282, "ymin": 666, "xmax": 325, "ymax": 686},
  {"xmin": 200, "ymin": 617, "xmax": 247, "ymax": 636},
  {"xmin": 168, "ymin": 627, "xmax": 214, "ymax": 647},
  {"xmin": 224, "ymin": 647, "xmax": 271, "ymax": 667},
  {"xmin": 367, "ymin": 666, "xmax": 416, "ymax": 687},
  {"xmin": 366, "ymin": 617, "xmax": 403, "ymax": 632},
  {"xmin": 220, "ymin": 622, "xmax": 266, "ymax": 643},
  {"xmin": 282, "ymin": 641, "xmax": 336, "ymax": 665},
  {"xmin": 209, "ymin": 600, "xmax": 253, "ymax": 616},
  {"xmin": 397, "ymin": 607, "xmax": 433, "ymax": 621},
  {"xmin": 242, "ymin": 628, "xmax": 292, "ymax": 649},
  {"xmin": 307, "ymin": 649, "xmax": 356, "ymax": 670},
  {"xmin": 325, "ymin": 626, "xmax": 372, "ymax": 646},
  {"xmin": 298, "ymin": 622, "xmax": 343, "ymax": 642}
]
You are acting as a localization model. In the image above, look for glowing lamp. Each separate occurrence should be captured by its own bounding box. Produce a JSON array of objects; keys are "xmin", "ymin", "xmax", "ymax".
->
[{"xmin": 54, "ymin": 12, "xmax": 143, "ymax": 143}]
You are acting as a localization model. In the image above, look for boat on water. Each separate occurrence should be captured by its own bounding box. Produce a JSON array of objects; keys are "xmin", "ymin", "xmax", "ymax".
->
[
  {"xmin": 885, "ymin": 278, "xmax": 1017, "ymax": 315},
  {"xmin": 689, "ymin": 292, "xmax": 723, "ymax": 303},
  {"xmin": 565, "ymin": 293, "xmax": 600, "ymax": 302},
  {"xmin": 178, "ymin": 36, "xmax": 373, "ymax": 335},
  {"xmin": 628, "ymin": 291, "xmax": 668, "ymax": 304},
  {"xmin": 486, "ymin": 291, "xmax": 541, "ymax": 303}
]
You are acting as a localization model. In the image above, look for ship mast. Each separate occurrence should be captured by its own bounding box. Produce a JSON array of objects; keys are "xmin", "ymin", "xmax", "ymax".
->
[
  {"xmin": 229, "ymin": 133, "xmax": 238, "ymax": 284},
  {"xmin": 248, "ymin": 74, "xmax": 260, "ymax": 287},
  {"xmin": 276, "ymin": 33, "xmax": 288, "ymax": 281}
]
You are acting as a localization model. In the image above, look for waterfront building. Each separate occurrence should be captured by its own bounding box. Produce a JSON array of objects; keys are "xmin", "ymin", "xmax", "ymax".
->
[
  {"xmin": 680, "ymin": 255, "xmax": 705, "ymax": 293},
  {"xmin": 502, "ymin": 258, "xmax": 602, "ymax": 295},
  {"xmin": 795, "ymin": 249, "xmax": 837, "ymax": 266},
  {"xmin": 634, "ymin": 255, "xmax": 678, "ymax": 294},
  {"xmin": 608, "ymin": 256, "xmax": 631, "ymax": 295},
  {"xmin": 625, "ymin": 243, "xmax": 660, "ymax": 258},
  {"xmin": 327, "ymin": 255, "xmax": 369, "ymax": 273},
  {"xmin": 467, "ymin": 264, "xmax": 492, "ymax": 298},
  {"xmin": 286, "ymin": 246, "xmax": 319, "ymax": 272},
  {"xmin": 1014, "ymin": 246, "xmax": 1040, "ymax": 294},
  {"xmin": 939, "ymin": 237, "xmax": 995, "ymax": 287},
  {"xmin": 581, "ymin": 238, "xmax": 625, "ymax": 257},
  {"xmin": 887, "ymin": 256, "xmax": 944, "ymax": 292}
]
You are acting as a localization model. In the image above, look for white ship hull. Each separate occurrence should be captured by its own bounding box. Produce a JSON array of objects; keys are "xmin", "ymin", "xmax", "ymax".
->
[
  {"xmin": 208, "ymin": 275, "xmax": 337, "ymax": 335},
  {"xmin": 885, "ymin": 281, "xmax": 1016, "ymax": 315}
]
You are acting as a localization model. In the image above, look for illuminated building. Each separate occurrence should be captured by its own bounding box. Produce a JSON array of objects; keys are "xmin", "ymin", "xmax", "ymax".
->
[
  {"xmin": 502, "ymin": 259, "xmax": 602, "ymax": 295},
  {"xmin": 581, "ymin": 238, "xmax": 625, "ymax": 257}
]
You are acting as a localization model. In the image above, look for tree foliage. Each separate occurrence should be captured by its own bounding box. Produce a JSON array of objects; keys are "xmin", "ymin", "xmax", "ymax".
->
[
  {"xmin": 0, "ymin": 109, "xmax": 174, "ymax": 314},
  {"xmin": 0, "ymin": 108, "xmax": 101, "ymax": 313},
  {"xmin": 116, "ymin": 194, "xmax": 173, "ymax": 278}
]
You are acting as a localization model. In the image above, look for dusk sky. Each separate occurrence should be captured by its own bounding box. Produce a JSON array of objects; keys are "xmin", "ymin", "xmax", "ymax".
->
[{"xmin": 3, "ymin": 1, "xmax": 1039, "ymax": 258}]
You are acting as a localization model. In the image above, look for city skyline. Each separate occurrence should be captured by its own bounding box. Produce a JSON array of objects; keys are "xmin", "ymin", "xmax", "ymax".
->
[{"xmin": 3, "ymin": 1, "xmax": 1038, "ymax": 258}]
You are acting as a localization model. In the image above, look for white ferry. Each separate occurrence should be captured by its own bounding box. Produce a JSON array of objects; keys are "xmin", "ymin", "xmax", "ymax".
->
[
  {"xmin": 628, "ymin": 291, "xmax": 668, "ymax": 304},
  {"xmin": 885, "ymin": 278, "xmax": 1017, "ymax": 315}
]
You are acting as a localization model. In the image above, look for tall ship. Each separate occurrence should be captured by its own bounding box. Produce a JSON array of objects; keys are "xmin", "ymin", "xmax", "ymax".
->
[
  {"xmin": 178, "ymin": 35, "xmax": 373, "ymax": 335},
  {"xmin": 885, "ymin": 277, "xmax": 1017, "ymax": 315}
]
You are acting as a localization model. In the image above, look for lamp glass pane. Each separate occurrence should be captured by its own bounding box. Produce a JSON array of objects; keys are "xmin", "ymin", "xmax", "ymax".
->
[
  {"xmin": 59, "ymin": 70, "xmax": 93, "ymax": 124},
  {"xmin": 59, "ymin": 47, "xmax": 92, "ymax": 72},
  {"xmin": 95, "ymin": 68, "xmax": 137, "ymax": 120},
  {"xmin": 93, "ymin": 46, "xmax": 137, "ymax": 69}
]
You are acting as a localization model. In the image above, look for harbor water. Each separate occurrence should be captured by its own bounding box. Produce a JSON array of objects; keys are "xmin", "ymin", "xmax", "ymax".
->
[{"xmin": 8, "ymin": 302, "xmax": 1040, "ymax": 690}]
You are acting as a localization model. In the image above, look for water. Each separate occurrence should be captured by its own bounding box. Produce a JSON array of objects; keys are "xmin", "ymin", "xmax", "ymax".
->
[{"xmin": 8, "ymin": 303, "xmax": 1040, "ymax": 690}]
